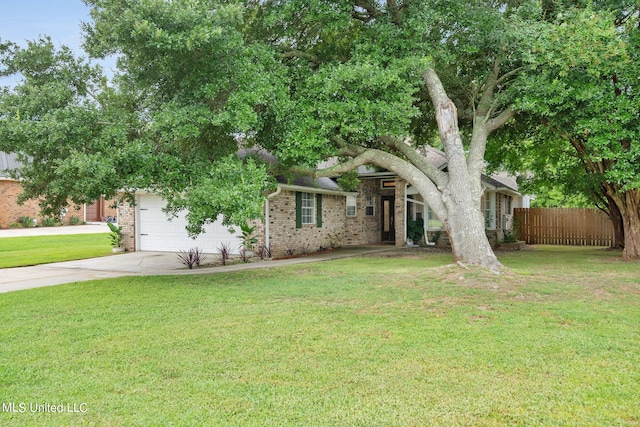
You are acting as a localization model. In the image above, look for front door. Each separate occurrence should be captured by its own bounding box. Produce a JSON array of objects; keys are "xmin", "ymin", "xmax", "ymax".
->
[{"xmin": 381, "ymin": 196, "xmax": 395, "ymax": 243}]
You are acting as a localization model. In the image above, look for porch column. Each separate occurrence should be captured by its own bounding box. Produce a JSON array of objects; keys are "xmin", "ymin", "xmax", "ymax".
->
[{"xmin": 395, "ymin": 178, "xmax": 406, "ymax": 246}]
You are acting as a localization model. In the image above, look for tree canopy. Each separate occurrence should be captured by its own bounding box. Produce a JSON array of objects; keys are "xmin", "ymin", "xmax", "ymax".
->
[
  {"xmin": 488, "ymin": 2, "xmax": 640, "ymax": 258},
  {"xmin": 3, "ymin": 0, "xmax": 637, "ymax": 263}
]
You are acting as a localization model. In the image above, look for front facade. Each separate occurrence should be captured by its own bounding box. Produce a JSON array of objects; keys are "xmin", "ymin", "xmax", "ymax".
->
[{"xmin": 118, "ymin": 171, "xmax": 523, "ymax": 256}]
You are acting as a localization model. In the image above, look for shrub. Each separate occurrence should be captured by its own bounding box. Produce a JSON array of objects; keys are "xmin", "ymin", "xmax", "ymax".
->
[
  {"xmin": 177, "ymin": 247, "xmax": 207, "ymax": 269},
  {"xmin": 41, "ymin": 217, "xmax": 61, "ymax": 227},
  {"xmin": 107, "ymin": 222, "xmax": 124, "ymax": 248},
  {"xmin": 431, "ymin": 228, "xmax": 443, "ymax": 246},
  {"xmin": 503, "ymin": 229, "xmax": 519, "ymax": 243},
  {"xmin": 239, "ymin": 249, "xmax": 251, "ymax": 263},
  {"xmin": 9, "ymin": 222, "xmax": 22, "ymax": 228},
  {"xmin": 327, "ymin": 233, "xmax": 342, "ymax": 249},
  {"xmin": 407, "ymin": 218, "xmax": 425, "ymax": 244},
  {"xmin": 218, "ymin": 242, "xmax": 232, "ymax": 266},
  {"xmin": 237, "ymin": 223, "xmax": 258, "ymax": 251},
  {"xmin": 69, "ymin": 216, "xmax": 82, "ymax": 226},
  {"xmin": 255, "ymin": 245, "xmax": 271, "ymax": 260},
  {"xmin": 18, "ymin": 216, "xmax": 35, "ymax": 228}
]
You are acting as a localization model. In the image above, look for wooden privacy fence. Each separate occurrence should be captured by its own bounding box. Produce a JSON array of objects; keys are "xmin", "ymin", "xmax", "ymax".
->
[{"xmin": 514, "ymin": 208, "xmax": 613, "ymax": 246}]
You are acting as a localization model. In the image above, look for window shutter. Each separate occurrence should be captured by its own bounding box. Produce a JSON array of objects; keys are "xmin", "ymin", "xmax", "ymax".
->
[
  {"xmin": 316, "ymin": 194, "xmax": 323, "ymax": 227},
  {"xmin": 295, "ymin": 192, "xmax": 302, "ymax": 229}
]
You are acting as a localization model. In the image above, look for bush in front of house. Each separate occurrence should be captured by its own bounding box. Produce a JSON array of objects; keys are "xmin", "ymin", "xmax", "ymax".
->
[{"xmin": 18, "ymin": 216, "xmax": 35, "ymax": 228}]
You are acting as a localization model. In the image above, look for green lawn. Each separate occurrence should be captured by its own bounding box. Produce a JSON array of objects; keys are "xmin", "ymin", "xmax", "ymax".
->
[
  {"xmin": 0, "ymin": 234, "xmax": 112, "ymax": 268},
  {"xmin": 1, "ymin": 246, "xmax": 639, "ymax": 426}
]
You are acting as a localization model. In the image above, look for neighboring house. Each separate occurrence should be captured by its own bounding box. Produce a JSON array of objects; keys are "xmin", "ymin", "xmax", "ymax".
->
[
  {"xmin": 117, "ymin": 147, "xmax": 524, "ymax": 257},
  {"xmin": 0, "ymin": 152, "xmax": 42, "ymax": 228},
  {"xmin": 0, "ymin": 152, "xmax": 114, "ymax": 228}
]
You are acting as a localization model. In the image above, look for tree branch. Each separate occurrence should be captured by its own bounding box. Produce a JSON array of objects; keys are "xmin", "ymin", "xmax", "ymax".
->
[
  {"xmin": 277, "ymin": 46, "xmax": 319, "ymax": 66},
  {"xmin": 316, "ymin": 146, "xmax": 449, "ymax": 221},
  {"xmin": 379, "ymin": 136, "xmax": 449, "ymax": 188},
  {"xmin": 487, "ymin": 107, "xmax": 515, "ymax": 133},
  {"xmin": 352, "ymin": 0, "xmax": 384, "ymax": 22}
]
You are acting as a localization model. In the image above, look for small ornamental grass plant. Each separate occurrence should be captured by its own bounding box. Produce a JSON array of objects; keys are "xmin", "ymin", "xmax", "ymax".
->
[{"xmin": 176, "ymin": 247, "xmax": 207, "ymax": 269}]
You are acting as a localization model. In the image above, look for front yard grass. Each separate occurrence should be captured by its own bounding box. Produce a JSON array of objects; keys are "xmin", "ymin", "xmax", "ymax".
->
[
  {"xmin": 0, "ymin": 246, "xmax": 639, "ymax": 426},
  {"xmin": 0, "ymin": 234, "xmax": 111, "ymax": 268}
]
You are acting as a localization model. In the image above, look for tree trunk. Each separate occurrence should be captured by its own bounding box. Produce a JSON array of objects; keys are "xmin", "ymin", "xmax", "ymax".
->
[
  {"xmin": 423, "ymin": 68, "xmax": 503, "ymax": 271},
  {"xmin": 606, "ymin": 194, "xmax": 625, "ymax": 249},
  {"xmin": 619, "ymin": 190, "xmax": 640, "ymax": 261},
  {"xmin": 443, "ymin": 186, "xmax": 501, "ymax": 270}
]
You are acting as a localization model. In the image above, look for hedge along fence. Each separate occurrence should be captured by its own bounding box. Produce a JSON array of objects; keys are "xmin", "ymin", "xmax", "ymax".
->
[{"xmin": 514, "ymin": 208, "xmax": 613, "ymax": 246}]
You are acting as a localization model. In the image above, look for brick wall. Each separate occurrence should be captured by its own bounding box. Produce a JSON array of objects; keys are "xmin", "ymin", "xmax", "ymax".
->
[
  {"xmin": 266, "ymin": 189, "xmax": 348, "ymax": 258},
  {"xmin": 0, "ymin": 180, "xmax": 86, "ymax": 228},
  {"xmin": 116, "ymin": 198, "xmax": 136, "ymax": 252}
]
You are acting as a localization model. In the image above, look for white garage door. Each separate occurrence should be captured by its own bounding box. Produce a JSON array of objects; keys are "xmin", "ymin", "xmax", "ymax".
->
[{"xmin": 137, "ymin": 195, "xmax": 242, "ymax": 253}]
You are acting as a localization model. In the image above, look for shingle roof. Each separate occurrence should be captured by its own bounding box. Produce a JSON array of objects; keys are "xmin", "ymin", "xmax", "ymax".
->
[{"xmin": 239, "ymin": 147, "xmax": 343, "ymax": 192}]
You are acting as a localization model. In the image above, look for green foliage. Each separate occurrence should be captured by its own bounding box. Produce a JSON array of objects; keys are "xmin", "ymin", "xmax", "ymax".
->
[
  {"xmin": 69, "ymin": 216, "xmax": 82, "ymax": 226},
  {"xmin": 1, "ymin": 1, "xmax": 283, "ymax": 236},
  {"xmin": 41, "ymin": 217, "xmax": 61, "ymax": 227},
  {"xmin": 512, "ymin": 6, "xmax": 639, "ymax": 192},
  {"xmin": 336, "ymin": 170, "xmax": 360, "ymax": 192},
  {"xmin": 237, "ymin": 222, "xmax": 258, "ymax": 251},
  {"xmin": 407, "ymin": 217, "xmax": 425, "ymax": 244},
  {"xmin": 107, "ymin": 222, "xmax": 123, "ymax": 248},
  {"xmin": 17, "ymin": 216, "xmax": 35, "ymax": 228},
  {"xmin": 431, "ymin": 228, "xmax": 444, "ymax": 246},
  {"xmin": 502, "ymin": 229, "xmax": 519, "ymax": 243}
]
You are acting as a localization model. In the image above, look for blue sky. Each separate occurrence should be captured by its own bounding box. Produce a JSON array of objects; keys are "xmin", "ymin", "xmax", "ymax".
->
[
  {"xmin": 0, "ymin": 1, "xmax": 92, "ymax": 53},
  {"xmin": 1, "ymin": 1, "xmax": 116, "ymax": 85}
]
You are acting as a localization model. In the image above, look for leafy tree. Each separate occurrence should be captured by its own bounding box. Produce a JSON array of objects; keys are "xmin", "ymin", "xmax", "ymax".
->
[
  {"xmin": 0, "ymin": 2, "xmax": 278, "ymax": 235},
  {"xmin": 1, "ymin": 0, "xmax": 548, "ymax": 270},
  {"xmin": 499, "ymin": 4, "xmax": 640, "ymax": 259},
  {"xmin": 244, "ymin": 0, "xmax": 544, "ymax": 271}
]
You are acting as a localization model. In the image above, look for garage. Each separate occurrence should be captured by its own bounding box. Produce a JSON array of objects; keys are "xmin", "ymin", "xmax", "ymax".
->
[{"xmin": 137, "ymin": 194, "xmax": 242, "ymax": 253}]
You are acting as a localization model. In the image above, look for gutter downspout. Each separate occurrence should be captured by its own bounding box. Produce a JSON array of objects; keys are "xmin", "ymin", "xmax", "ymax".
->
[{"xmin": 265, "ymin": 186, "xmax": 282, "ymax": 249}]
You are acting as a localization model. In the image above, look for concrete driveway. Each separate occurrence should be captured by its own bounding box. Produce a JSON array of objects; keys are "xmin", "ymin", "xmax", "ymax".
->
[{"xmin": 0, "ymin": 246, "xmax": 395, "ymax": 294}]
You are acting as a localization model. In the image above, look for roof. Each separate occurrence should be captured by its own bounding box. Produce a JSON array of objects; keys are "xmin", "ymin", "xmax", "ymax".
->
[
  {"xmin": 483, "ymin": 171, "xmax": 519, "ymax": 193},
  {"xmin": 352, "ymin": 146, "xmax": 519, "ymax": 193},
  {"xmin": 239, "ymin": 147, "xmax": 347, "ymax": 194},
  {"xmin": 0, "ymin": 152, "xmax": 21, "ymax": 178}
]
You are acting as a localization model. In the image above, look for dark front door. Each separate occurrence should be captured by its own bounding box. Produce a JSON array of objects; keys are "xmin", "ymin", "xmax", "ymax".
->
[{"xmin": 381, "ymin": 196, "xmax": 395, "ymax": 243}]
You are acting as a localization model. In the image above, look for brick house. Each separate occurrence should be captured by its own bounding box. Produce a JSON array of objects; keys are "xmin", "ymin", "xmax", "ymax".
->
[
  {"xmin": 1, "ymin": 152, "xmax": 115, "ymax": 228},
  {"xmin": 116, "ymin": 147, "xmax": 523, "ymax": 256}
]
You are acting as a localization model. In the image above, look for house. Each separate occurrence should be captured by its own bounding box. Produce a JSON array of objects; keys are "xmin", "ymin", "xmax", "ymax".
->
[
  {"xmin": 1, "ymin": 152, "xmax": 46, "ymax": 228},
  {"xmin": 0, "ymin": 152, "xmax": 114, "ymax": 228},
  {"xmin": 116, "ymin": 147, "xmax": 524, "ymax": 256}
]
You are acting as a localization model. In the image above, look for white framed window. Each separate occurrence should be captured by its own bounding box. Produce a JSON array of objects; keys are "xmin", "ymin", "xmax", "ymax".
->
[
  {"xmin": 365, "ymin": 195, "xmax": 375, "ymax": 216},
  {"xmin": 346, "ymin": 196, "xmax": 357, "ymax": 217},
  {"xmin": 425, "ymin": 204, "xmax": 444, "ymax": 230},
  {"xmin": 301, "ymin": 192, "xmax": 315, "ymax": 224},
  {"xmin": 481, "ymin": 192, "xmax": 496, "ymax": 230}
]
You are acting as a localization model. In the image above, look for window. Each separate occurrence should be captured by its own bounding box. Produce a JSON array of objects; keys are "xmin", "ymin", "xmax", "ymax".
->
[
  {"xmin": 381, "ymin": 179, "xmax": 396, "ymax": 189},
  {"xmin": 481, "ymin": 192, "xmax": 496, "ymax": 230},
  {"xmin": 301, "ymin": 192, "xmax": 314, "ymax": 224},
  {"xmin": 426, "ymin": 204, "xmax": 443, "ymax": 230},
  {"xmin": 365, "ymin": 195, "xmax": 375, "ymax": 216},
  {"xmin": 296, "ymin": 192, "xmax": 322, "ymax": 228},
  {"xmin": 346, "ymin": 196, "xmax": 357, "ymax": 217}
]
